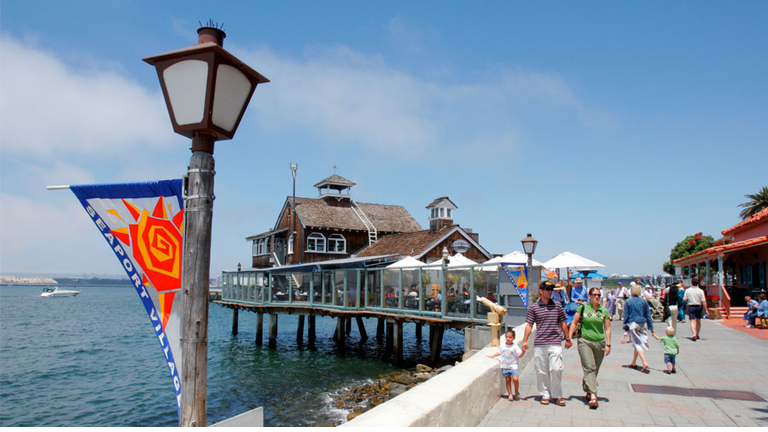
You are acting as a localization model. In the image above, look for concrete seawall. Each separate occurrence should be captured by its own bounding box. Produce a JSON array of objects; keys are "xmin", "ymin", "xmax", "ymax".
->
[{"xmin": 343, "ymin": 323, "xmax": 533, "ymax": 427}]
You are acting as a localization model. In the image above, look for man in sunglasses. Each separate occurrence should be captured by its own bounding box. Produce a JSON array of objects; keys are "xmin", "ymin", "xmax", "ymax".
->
[{"xmin": 522, "ymin": 281, "xmax": 573, "ymax": 406}]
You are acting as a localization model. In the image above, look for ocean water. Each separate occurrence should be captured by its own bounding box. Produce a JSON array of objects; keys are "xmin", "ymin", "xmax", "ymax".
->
[{"xmin": 0, "ymin": 286, "xmax": 464, "ymax": 427}]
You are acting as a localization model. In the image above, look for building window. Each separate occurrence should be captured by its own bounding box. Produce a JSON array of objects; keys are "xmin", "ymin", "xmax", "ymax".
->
[
  {"xmin": 252, "ymin": 238, "xmax": 268, "ymax": 256},
  {"xmin": 307, "ymin": 233, "xmax": 325, "ymax": 252},
  {"xmin": 288, "ymin": 233, "xmax": 294, "ymax": 255},
  {"xmin": 439, "ymin": 208, "xmax": 445, "ymax": 218},
  {"xmin": 328, "ymin": 234, "xmax": 346, "ymax": 253},
  {"xmin": 447, "ymin": 208, "xmax": 452, "ymax": 218}
]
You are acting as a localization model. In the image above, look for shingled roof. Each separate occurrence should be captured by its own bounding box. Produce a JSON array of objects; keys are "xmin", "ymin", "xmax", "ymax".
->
[
  {"xmin": 291, "ymin": 197, "xmax": 422, "ymax": 233},
  {"xmin": 355, "ymin": 227, "xmax": 453, "ymax": 257},
  {"xmin": 313, "ymin": 175, "xmax": 356, "ymax": 188}
]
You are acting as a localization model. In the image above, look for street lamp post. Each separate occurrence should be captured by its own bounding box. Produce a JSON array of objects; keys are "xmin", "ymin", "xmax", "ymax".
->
[
  {"xmin": 144, "ymin": 24, "xmax": 268, "ymax": 427},
  {"xmin": 521, "ymin": 233, "xmax": 538, "ymax": 302}
]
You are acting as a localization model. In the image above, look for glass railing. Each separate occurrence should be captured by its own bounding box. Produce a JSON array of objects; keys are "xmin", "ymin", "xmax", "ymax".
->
[{"xmin": 220, "ymin": 263, "xmax": 526, "ymax": 322}]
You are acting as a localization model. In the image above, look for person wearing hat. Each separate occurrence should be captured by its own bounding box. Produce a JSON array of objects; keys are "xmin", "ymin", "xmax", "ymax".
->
[
  {"xmin": 571, "ymin": 277, "xmax": 588, "ymax": 305},
  {"xmin": 642, "ymin": 285, "xmax": 654, "ymax": 300},
  {"xmin": 522, "ymin": 280, "xmax": 573, "ymax": 406}
]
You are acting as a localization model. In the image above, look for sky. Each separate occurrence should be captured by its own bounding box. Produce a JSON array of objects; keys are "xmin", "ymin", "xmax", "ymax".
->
[{"xmin": 1, "ymin": 1, "xmax": 766, "ymax": 278}]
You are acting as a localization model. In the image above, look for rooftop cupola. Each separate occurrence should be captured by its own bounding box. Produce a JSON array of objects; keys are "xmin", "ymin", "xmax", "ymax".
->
[
  {"xmin": 426, "ymin": 197, "xmax": 457, "ymax": 231},
  {"xmin": 314, "ymin": 174, "xmax": 355, "ymax": 205}
]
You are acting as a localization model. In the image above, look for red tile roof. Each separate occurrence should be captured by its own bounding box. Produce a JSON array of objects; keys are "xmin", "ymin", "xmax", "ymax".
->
[{"xmin": 722, "ymin": 207, "xmax": 768, "ymax": 236}]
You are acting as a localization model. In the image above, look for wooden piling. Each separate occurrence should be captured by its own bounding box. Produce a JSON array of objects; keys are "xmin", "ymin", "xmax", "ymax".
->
[
  {"xmin": 308, "ymin": 314, "xmax": 316, "ymax": 348},
  {"xmin": 356, "ymin": 316, "xmax": 367, "ymax": 342},
  {"xmin": 297, "ymin": 315, "xmax": 305, "ymax": 345},
  {"xmin": 255, "ymin": 312, "xmax": 263, "ymax": 346},
  {"xmin": 430, "ymin": 324, "xmax": 444, "ymax": 363},
  {"xmin": 231, "ymin": 307, "xmax": 239, "ymax": 335},
  {"xmin": 385, "ymin": 321, "xmax": 394, "ymax": 357},
  {"xmin": 376, "ymin": 318, "xmax": 385, "ymax": 342},
  {"xmin": 393, "ymin": 320, "xmax": 403, "ymax": 366},
  {"xmin": 269, "ymin": 314, "xmax": 278, "ymax": 348},
  {"xmin": 336, "ymin": 316, "xmax": 346, "ymax": 350},
  {"xmin": 415, "ymin": 322, "xmax": 422, "ymax": 340}
]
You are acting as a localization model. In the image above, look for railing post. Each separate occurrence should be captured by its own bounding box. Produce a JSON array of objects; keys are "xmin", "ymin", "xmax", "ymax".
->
[
  {"xmin": 398, "ymin": 269, "xmax": 404, "ymax": 310},
  {"xmin": 470, "ymin": 267, "xmax": 476, "ymax": 319},
  {"xmin": 288, "ymin": 273, "xmax": 293, "ymax": 304},
  {"xmin": 441, "ymin": 267, "xmax": 447, "ymax": 317},
  {"xmin": 356, "ymin": 270, "xmax": 361, "ymax": 309},
  {"xmin": 418, "ymin": 268, "xmax": 424, "ymax": 312},
  {"xmin": 380, "ymin": 269, "xmax": 385, "ymax": 308},
  {"xmin": 309, "ymin": 272, "xmax": 314, "ymax": 305},
  {"xmin": 321, "ymin": 272, "xmax": 327, "ymax": 305}
]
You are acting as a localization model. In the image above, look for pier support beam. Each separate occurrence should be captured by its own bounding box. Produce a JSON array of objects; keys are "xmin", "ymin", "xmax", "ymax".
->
[
  {"xmin": 356, "ymin": 316, "xmax": 368, "ymax": 343},
  {"xmin": 231, "ymin": 308, "xmax": 239, "ymax": 335},
  {"xmin": 385, "ymin": 321, "xmax": 394, "ymax": 358},
  {"xmin": 415, "ymin": 322, "xmax": 422, "ymax": 340},
  {"xmin": 269, "ymin": 314, "xmax": 278, "ymax": 348},
  {"xmin": 255, "ymin": 312, "xmax": 263, "ymax": 346},
  {"xmin": 430, "ymin": 324, "xmax": 444, "ymax": 364},
  {"xmin": 376, "ymin": 318, "xmax": 385, "ymax": 342},
  {"xmin": 308, "ymin": 314, "xmax": 316, "ymax": 348},
  {"xmin": 393, "ymin": 320, "xmax": 403, "ymax": 367},
  {"xmin": 335, "ymin": 316, "xmax": 346, "ymax": 349},
  {"xmin": 297, "ymin": 315, "xmax": 305, "ymax": 346},
  {"xmin": 345, "ymin": 316, "xmax": 352, "ymax": 336}
]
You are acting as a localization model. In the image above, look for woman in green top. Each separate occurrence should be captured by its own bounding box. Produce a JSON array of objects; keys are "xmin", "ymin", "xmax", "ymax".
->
[{"xmin": 569, "ymin": 287, "xmax": 612, "ymax": 409}]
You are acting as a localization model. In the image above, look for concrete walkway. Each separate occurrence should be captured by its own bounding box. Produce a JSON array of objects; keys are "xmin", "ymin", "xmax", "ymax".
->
[{"xmin": 478, "ymin": 318, "xmax": 768, "ymax": 427}]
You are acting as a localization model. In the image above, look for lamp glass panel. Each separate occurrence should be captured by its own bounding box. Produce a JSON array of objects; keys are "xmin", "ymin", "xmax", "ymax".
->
[
  {"xmin": 212, "ymin": 64, "xmax": 253, "ymax": 132},
  {"xmin": 163, "ymin": 60, "xmax": 209, "ymax": 125}
]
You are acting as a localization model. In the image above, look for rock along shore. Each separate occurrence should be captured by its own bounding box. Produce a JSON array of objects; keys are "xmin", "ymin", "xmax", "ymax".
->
[{"xmin": 330, "ymin": 363, "xmax": 455, "ymax": 425}]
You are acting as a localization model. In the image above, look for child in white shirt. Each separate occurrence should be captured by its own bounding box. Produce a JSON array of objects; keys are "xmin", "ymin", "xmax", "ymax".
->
[{"xmin": 487, "ymin": 329, "xmax": 526, "ymax": 401}]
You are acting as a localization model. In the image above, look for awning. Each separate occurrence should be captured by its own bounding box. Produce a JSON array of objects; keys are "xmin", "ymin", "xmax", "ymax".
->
[
  {"xmin": 265, "ymin": 254, "xmax": 401, "ymax": 273},
  {"xmin": 245, "ymin": 227, "xmax": 289, "ymax": 241},
  {"xmin": 674, "ymin": 235, "xmax": 768, "ymax": 267}
]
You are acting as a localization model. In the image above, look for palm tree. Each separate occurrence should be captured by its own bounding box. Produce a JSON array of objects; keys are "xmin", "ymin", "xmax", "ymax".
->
[{"xmin": 738, "ymin": 186, "xmax": 768, "ymax": 220}]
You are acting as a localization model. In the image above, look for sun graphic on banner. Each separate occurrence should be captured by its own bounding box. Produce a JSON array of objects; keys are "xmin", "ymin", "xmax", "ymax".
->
[{"xmin": 109, "ymin": 196, "xmax": 183, "ymax": 330}]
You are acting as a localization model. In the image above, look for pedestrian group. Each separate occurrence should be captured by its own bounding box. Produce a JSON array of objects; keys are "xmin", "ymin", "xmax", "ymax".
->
[{"xmin": 488, "ymin": 277, "xmax": 708, "ymax": 410}]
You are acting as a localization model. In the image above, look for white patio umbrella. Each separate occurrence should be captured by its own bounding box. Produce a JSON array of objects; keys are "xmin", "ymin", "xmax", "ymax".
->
[
  {"xmin": 386, "ymin": 256, "xmax": 427, "ymax": 269},
  {"xmin": 543, "ymin": 251, "xmax": 605, "ymax": 285},
  {"xmin": 542, "ymin": 251, "xmax": 604, "ymax": 270},
  {"xmin": 482, "ymin": 251, "xmax": 546, "ymax": 269},
  {"xmin": 423, "ymin": 252, "xmax": 477, "ymax": 269}
]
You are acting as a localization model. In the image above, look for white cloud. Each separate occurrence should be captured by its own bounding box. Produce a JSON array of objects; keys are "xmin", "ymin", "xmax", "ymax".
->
[
  {"xmin": 236, "ymin": 44, "xmax": 612, "ymax": 160},
  {"xmin": 0, "ymin": 34, "xmax": 174, "ymax": 160}
]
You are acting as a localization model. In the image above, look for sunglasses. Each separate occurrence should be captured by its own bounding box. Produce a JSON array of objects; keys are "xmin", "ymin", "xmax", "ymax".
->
[{"xmin": 590, "ymin": 293, "xmax": 601, "ymax": 297}]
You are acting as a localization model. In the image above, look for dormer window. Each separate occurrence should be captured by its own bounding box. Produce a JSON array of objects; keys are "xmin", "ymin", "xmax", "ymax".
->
[
  {"xmin": 328, "ymin": 234, "xmax": 346, "ymax": 253},
  {"xmin": 307, "ymin": 233, "xmax": 326, "ymax": 252}
]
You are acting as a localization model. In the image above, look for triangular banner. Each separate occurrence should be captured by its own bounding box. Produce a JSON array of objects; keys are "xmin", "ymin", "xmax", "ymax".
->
[
  {"xmin": 501, "ymin": 263, "xmax": 529, "ymax": 308},
  {"xmin": 69, "ymin": 180, "xmax": 184, "ymax": 418}
]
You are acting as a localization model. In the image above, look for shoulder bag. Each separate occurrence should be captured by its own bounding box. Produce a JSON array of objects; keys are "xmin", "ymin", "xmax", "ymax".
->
[{"xmin": 574, "ymin": 304, "xmax": 585, "ymax": 338}]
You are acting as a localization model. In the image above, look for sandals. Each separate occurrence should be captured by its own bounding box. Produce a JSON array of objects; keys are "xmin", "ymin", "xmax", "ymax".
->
[
  {"xmin": 555, "ymin": 398, "xmax": 566, "ymax": 406},
  {"xmin": 640, "ymin": 365, "xmax": 650, "ymax": 374},
  {"xmin": 589, "ymin": 398, "xmax": 599, "ymax": 409},
  {"xmin": 540, "ymin": 397, "xmax": 550, "ymax": 405}
]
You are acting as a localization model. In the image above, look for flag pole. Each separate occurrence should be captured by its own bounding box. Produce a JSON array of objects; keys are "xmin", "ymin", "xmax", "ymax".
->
[{"xmin": 46, "ymin": 185, "xmax": 71, "ymax": 190}]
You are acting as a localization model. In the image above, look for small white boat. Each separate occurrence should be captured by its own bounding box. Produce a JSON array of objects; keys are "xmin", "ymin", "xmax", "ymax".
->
[{"xmin": 40, "ymin": 286, "xmax": 80, "ymax": 297}]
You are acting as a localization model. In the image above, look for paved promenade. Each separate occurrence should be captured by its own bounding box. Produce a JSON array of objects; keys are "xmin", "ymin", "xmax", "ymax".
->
[{"xmin": 479, "ymin": 318, "xmax": 768, "ymax": 427}]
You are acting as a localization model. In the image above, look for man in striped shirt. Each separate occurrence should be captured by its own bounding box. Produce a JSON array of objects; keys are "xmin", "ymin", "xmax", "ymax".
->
[{"xmin": 522, "ymin": 280, "xmax": 573, "ymax": 406}]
